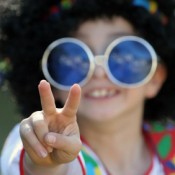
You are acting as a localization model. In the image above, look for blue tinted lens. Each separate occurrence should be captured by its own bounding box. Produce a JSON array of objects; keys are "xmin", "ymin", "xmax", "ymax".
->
[
  {"xmin": 108, "ymin": 40, "xmax": 152, "ymax": 84},
  {"xmin": 47, "ymin": 42, "xmax": 90, "ymax": 86}
]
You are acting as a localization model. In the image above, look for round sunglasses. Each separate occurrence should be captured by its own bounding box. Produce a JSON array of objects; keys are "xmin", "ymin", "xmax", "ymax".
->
[{"xmin": 42, "ymin": 36, "xmax": 158, "ymax": 90}]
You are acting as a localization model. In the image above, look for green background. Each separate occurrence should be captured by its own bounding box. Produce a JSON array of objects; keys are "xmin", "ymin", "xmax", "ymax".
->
[{"xmin": 0, "ymin": 86, "xmax": 20, "ymax": 152}]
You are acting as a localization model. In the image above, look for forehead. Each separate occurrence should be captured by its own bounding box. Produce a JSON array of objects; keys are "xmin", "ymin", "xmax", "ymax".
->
[
  {"xmin": 72, "ymin": 16, "xmax": 136, "ymax": 54},
  {"xmin": 74, "ymin": 17, "xmax": 135, "ymax": 38}
]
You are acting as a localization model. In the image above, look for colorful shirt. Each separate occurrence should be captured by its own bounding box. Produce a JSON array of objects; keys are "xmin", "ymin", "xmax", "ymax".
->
[
  {"xmin": 81, "ymin": 139, "xmax": 164, "ymax": 175},
  {"xmin": 143, "ymin": 121, "xmax": 175, "ymax": 174}
]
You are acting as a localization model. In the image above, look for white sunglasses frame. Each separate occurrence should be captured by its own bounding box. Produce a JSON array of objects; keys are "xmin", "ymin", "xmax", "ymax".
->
[{"xmin": 42, "ymin": 36, "xmax": 158, "ymax": 90}]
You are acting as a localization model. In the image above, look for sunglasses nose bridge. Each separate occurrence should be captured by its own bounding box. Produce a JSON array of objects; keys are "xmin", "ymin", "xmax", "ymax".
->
[{"xmin": 94, "ymin": 55, "xmax": 107, "ymax": 67}]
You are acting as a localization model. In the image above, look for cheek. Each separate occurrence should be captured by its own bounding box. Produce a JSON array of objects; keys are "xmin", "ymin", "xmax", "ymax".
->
[
  {"xmin": 128, "ymin": 87, "xmax": 148, "ymax": 102},
  {"xmin": 144, "ymin": 64, "xmax": 167, "ymax": 99},
  {"xmin": 144, "ymin": 84, "xmax": 160, "ymax": 99},
  {"xmin": 144, "ymin": 80, "xmax": 162, "ymax": 99}
]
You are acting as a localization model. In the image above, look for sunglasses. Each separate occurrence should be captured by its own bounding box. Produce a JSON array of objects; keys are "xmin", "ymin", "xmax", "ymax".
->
[{"xmin": 42, "ymin": 36, "xmax": 158, "ymax": 90}]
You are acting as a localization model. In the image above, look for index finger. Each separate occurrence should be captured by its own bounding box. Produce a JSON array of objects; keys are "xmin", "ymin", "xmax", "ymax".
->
[
  {"xmin": 62, "ymin": 84, "xmax": 81, "ymax": 118},
  {"xmin": 38, "ymin": 80, "xmax": 56, "ymax": 115}
]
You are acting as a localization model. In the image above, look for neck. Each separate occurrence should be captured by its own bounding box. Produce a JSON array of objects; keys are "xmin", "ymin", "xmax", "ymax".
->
[
  {"xmin": 78, "ymin": 113, "xmax": 151, "ymax": 175},
  {"xmin": 78, "ymin": 109, "xmax": 144, "ymax": 144}
]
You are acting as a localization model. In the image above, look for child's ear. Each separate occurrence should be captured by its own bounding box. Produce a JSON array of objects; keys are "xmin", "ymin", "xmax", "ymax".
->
[{"xmin": 145, "ymin": 63, "xmax": 167, "ymax": 99}]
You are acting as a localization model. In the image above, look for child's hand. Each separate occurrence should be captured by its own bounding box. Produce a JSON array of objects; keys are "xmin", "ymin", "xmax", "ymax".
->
[{"xmin": 20, "ymin": 80, "xmax": 82, "ymax": 167}]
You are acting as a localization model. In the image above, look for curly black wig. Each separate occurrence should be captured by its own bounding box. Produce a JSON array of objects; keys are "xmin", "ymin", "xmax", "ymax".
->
[{"xmin": 0, "ymin": 0, "xmax": 175, "ymax": 121}]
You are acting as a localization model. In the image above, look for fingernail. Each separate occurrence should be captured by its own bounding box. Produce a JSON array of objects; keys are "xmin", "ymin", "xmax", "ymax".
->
[
  {"xmin": 40, "ymin": 150, "xmax": 48, "ymax": 158},
  {"xmin": 46, "ymin": 134, "xmax": 56, "ymax": 144},
  {"xmin": 47, "ymin": 147, "xmax": 53, "ymax": 153}
]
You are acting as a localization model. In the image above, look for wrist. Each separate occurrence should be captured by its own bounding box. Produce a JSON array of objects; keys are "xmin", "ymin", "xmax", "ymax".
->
[{"xmin": 21, "ymin": 149, "xmax": 67, "ymax": 175}]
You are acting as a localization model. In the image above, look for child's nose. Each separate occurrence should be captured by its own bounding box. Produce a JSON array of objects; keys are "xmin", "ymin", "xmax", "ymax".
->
[{"xmin": 92, "ymin": 55, "xmax": 108, "ymax": 79}]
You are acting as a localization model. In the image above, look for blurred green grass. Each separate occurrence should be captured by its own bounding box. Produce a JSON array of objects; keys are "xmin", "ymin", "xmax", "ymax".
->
[{"xmin": 0, "ymin": 87, "xmax": 20, "ymax": 152}]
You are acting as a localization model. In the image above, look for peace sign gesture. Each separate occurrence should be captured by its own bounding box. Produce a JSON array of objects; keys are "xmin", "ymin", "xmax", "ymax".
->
[{"xmin": 20, "ymin": 80, "xmax": 82, "ymax": 169}]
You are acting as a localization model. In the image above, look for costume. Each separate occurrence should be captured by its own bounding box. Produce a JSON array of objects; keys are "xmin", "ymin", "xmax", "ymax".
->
[
  {"xmin": 1, "ymin": 122, "xmax": 175, "ymax": 175},
  {"xmin": 143, "ymin": 122, "xmax": 175, "ymax": 174}
]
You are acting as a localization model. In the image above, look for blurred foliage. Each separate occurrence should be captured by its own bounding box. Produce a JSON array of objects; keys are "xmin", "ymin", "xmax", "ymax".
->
[{"xmin": 0, "ymin": 58, "xmax": 11, "ymax": 87}]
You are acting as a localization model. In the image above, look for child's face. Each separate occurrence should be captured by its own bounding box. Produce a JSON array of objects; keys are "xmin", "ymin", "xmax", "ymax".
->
[{"xmin": 54, "ymin": 16, "xmax": 166, "ymax": 123}]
